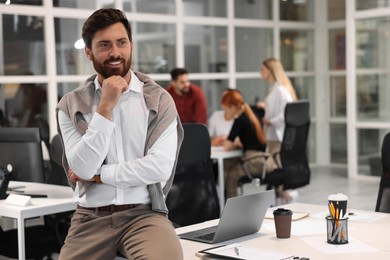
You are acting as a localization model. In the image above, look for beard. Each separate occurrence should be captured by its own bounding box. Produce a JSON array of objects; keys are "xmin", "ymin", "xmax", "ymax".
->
[{"xmin": 91, "ymin": 54, "xmax": 131, "ymax": 79}]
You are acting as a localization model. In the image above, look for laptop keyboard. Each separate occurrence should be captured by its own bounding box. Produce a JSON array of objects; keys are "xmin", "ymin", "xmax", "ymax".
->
[{"xmin": 196, "ymin": 232, "xmax": 215, "ymax": 241}]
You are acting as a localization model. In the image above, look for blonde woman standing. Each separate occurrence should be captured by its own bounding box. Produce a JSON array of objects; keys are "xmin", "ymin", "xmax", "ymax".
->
[{"xmin": 258, "ymin": 58, "xmax": 298, "ymax": 203}]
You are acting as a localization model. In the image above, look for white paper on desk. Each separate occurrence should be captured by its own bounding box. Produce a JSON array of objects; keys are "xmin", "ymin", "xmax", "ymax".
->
[
  {"xmin": 300, "ymin": 236, "xmax": 378, "ymax": 254},
  {"xmin": 313, "ymin": 211, "xmax": 387, "ymax": 223},
  {"xmin": 204, "ymin": 243, "xmax": 291, "ymax": 260}
]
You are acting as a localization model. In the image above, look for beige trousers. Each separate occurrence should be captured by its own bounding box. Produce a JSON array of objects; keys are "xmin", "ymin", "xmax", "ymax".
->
[{"xmin": 59, "ymin": 204, "xmax": 183, "ymax": 260}]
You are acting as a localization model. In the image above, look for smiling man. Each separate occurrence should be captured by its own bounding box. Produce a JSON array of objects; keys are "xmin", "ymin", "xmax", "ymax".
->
[{"xmin": 56, "ymin": 8, "xmax": 183, "ymax": 259}]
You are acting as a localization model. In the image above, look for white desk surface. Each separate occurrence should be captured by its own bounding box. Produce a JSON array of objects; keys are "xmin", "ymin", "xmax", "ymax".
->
[
  {"xmin": 176, "ymin": 203, "xmax": 390, "ymax": 259},
  {"xmin": 0, "ymin": 181, "xmax": 75, "ymax": 260},
  {"xmin": 210, "ymin": 146, "xmax": 243, "ymax": 212}
]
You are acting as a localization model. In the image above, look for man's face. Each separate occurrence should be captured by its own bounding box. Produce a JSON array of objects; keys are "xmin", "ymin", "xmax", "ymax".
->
[
  {"xmin": 172, "ymin": 74, "xmax": 190, "ymax": 95},
  {"xmin": 85, "ymin": 22, "xmax": 132, "ymax": 82}
]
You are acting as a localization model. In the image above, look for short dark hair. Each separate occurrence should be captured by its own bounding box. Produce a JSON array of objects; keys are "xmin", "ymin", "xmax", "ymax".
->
[
  {"xmin": 170, "ymin": 68, "xmax": 188, "ymax": 81},
  {"xmin": 82, "ymin": 8, "xmax": 132, "ymax": 49}
]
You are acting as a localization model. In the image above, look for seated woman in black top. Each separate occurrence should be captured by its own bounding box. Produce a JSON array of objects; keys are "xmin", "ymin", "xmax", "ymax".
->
[{"xmin": 222, "ymin": 90, "xmax": 271, "ymax": 198}]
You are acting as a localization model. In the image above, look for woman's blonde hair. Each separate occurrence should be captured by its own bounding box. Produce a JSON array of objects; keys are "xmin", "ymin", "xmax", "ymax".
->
[
  {"xmin": 221, "ymin": 91, "xmax": 266, "ymax": 144},
  {"xmin": 263, "ymin": 58, "xmax": 297, "ymax": 101}
]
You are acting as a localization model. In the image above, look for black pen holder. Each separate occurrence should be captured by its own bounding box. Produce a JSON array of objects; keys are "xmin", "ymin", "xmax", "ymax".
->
[{"xmin": 326, "ymin": 216, "xmax": 348, "ymax": 244}]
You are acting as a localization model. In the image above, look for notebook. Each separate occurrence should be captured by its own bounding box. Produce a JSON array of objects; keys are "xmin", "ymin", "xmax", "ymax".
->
[{"xmin": 179, "ymin": 190, "xmax": 274, "ymax": 244}]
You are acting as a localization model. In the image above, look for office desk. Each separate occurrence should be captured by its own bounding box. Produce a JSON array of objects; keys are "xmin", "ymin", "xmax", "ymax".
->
[
  {"xmin": 210, "ymin": 147, "xmax": 242, "ymax": 212},
  {"xmin": 0, "ymin": 181, "xmax": 75, "ymax": 260},
  {"xmin": 177, "ymin": 203, "xmax": 390, "ymax": 259}
]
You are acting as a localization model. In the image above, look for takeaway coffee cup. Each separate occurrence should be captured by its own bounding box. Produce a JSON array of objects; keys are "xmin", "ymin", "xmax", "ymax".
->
[{"xmin": 273, "ymin": 208, "xmax": 293, "ymax": 238}]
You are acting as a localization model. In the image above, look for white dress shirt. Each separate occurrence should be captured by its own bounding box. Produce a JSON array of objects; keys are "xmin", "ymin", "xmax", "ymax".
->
[
  {"xmin": 264, "ymin": 82, "xmax": 293, "ymax": 142},
  {"xmin": 208, "ymin": 110, "xmax": 234, "ymax": 137},
  {"xmin": 58, "ymin": 71, "xmax": 178, "ymax": 207}
]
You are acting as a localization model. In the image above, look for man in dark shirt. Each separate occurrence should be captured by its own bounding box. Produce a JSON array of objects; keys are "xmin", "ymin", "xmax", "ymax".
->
[{"xmin": 166, "ymin": 68, "xmax": 208, "ymax": 124}]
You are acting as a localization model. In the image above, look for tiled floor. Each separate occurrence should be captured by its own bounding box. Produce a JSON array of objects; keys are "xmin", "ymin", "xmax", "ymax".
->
[{"xmin": 243, "ymin": 166, "xmax": 381, "ymax": 211}]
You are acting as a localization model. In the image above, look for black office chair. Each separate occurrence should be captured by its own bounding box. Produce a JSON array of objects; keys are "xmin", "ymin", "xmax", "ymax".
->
[
  {"xmin": 0, "ymin": 127, "xmax": 46, "ymax": 183},
  {"xmin": 237, "ymin": 101, "xmax": 311, "ymax": 195},
  {"xmin": 265, "ymin": 100, "xmax": 311, "ymax": 193},
  {"xmin": 375, "ymin": 132, "xmax": 390, "ymax": 213},
  {"xmin": 47, "ymin": 134, "xmax": 69, "ymax": 186},
  {"xmin": 165, "ymin": 123, "xmax": 220, "ymax": 227},
  {"xmin": 0, "ymin": 128, "xmax": 64, "ymax": 259}
]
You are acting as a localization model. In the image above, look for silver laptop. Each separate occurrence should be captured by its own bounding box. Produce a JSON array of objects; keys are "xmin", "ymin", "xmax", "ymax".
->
[{"xmin": 179, "ymin": 190, "xmax": 274, "ymax": 244}]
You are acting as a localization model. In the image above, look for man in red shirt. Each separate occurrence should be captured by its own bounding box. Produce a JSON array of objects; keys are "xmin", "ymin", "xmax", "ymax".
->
[{"xmin": 166, "ymin": 68, "xmax": 208, "ymax": 124}]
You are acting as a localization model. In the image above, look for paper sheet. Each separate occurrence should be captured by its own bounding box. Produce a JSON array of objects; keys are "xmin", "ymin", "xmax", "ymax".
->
[
  {"xmin": 300, "ymin": 236, "xmax": 378, "ymax": 254},
  {"xmin": 202, "ymin": 243, "xmax": 291, "ymax": 260},
  {"xmin": 312, "ymin": 211, "xmax": 388, "ymax": 223}
]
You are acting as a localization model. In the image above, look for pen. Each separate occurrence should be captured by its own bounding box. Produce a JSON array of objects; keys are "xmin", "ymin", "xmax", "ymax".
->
[{"xmin": 234, "ymin": 246, "xmax": 239, "ymax": 256}]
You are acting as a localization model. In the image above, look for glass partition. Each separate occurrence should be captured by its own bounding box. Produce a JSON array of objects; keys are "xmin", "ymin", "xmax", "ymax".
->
[
  {"xmin": 123, "ymin": 0, "xmax": 175, "ymax": 14},
  {"xmin": 53, "ymin": 0, "xmax": 114, "ymax": 9},
  {"xmin": 134, "ymin": 22, "xmax": 176, "ymax": 74},
  {"xmin": 235, "ymin": 27, "xmax": 273, "ymax": 72},
  {"xmin": 329, "ymin": 29, "xmax": 346, "ymax": 70},
  {"xmin": 280, "ymin": 0, "xmax": 314, "ymax": 22},
  {"xmin": 290, "ymin": 76, "xmax": 315, "ymax": 117},
  {"xmin": 330, "ymin": 76, "xmax": 347, "ymax": 117},
  {"xmin": 236, "ymin": 78, "xmax": 267, "ymax": 106},
  {"xmin": 330, "ymin": 123, "xmax": 347, "ymax": 164},
  {"xmin": 183, "ymin": 0, "xmax": 226, "ymax": 17},
  {"xmin": 328, "ymin": 0, "xmax": 345, "ymax": 21},
  {"xmin": 234, "ymin": 0, "xmax": 272, "ymax": 20},
  {"xmin": 1, "ymin": 14, "xmax": 46, "ymax": 75},
  {"xmin": 0, "ymin": 83, "xmax": 47, "ymax": 127},
  {"xmin": 280, "ymin": 29, "xmax": 314, "ymax": 71},
  {"xmin": 184, "ymin": 25, "xmax": 228, "ymax": 73},
  {"xmin": 356, "ymin": 0, "xmax": 390, "ymax": 10}
]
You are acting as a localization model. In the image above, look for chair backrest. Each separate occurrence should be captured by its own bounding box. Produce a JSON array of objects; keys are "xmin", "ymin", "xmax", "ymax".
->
[
  {"xmin": 0, "ymin": 127, "xmax": 45, "ymax": 182},
  {"xmin": 375, "ymin": 132, "xmax": 390, "ymax": 212},
  {"xmin": 47, "ymin": 134, "xmax": 69, "ymax": 186},
  {"xmin": 279, "ymin": 100, "xmax": 311, "ymax": 190},
  {"xmin": 165, "ymin": 123, "xmax": 220, "ymax": 227},
  {"xmin": 35, "ymin": 114, "xmax": 50, "ymax": 153}
]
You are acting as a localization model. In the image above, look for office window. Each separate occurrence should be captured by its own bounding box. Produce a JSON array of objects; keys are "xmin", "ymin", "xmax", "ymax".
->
[
  {"xmin": 330, "ymin": 76, "xmax": 346, "ymax": 117},
  {"xmin": 184, "ymin": 25, "xmax": 228, "ymax": 73},
  {"xmin": 280, "ymin": 0, "xmax": 314, "ymax": 22},
  {"xmin": 123, "ymin": 0, "xmax": 175, "ymax": 14},
  {"xmin": 3, "ymin": 0, "xmax": 42, "ymax": 5},
  {"xmin": 190, "ymin": 79, "xmax": 228, "ymax": 116},
  {"xmin": 328, "ymin": 0, "xmax": 345, "ymax": 21},
  {"xmin": 329, "ymin": 29, "xmax": 346, "ymax": 71},
  {"xmin": 0, "ymin": 83, "xmax": 47, "ymax": 128},
  {"xmin": 280, "ymin": 29, "xmax": 314, "ymax": 71},
  {"xmin": 1, "ymin": 14, "xmax": 45, "ymax": 75},
  {"xmin": 356, "ymin": 74, "xmax": 390, "ymax": 122},
  {"xmin": 330, "ymin": 123, "xmax": 347, "ymax": 164},
  {"xmin": 57, "ymin": 82, "xmax": 80, "ymax": 99},
  {"xmin": 55, "ymin": 18, "xmax": 93, "ymax": 75},
  {"xmin": 356, "ymin": 17, "xmax": 390, "ymax": 69},
  {"xmin": 356, "ymin": 0, "xmax": 390, "ymax": 10},
  {"xmin": 134, "ymin": 22, "xmax": 176, "ymax": 74},
  {"xmin": 235, "ymin": 27, "xmax": 273, "ymax": 73},
  {"xmin": 290, "ymin": 76, "xmax": 315, "ymax": 117},
  {"xmin": 234, "ymin": 0, "xmax": 272, "ymax": 20},
  {"xmin": 183, "ymin": 0, "xmax": 227, "ymax": 17},
  {"xmin": 53, "ymin": 0, "xmax": 114, "ymax": 8},
  {"xmin": 236, "ymin": 78, "xmax": 267, "ymax": 106}
]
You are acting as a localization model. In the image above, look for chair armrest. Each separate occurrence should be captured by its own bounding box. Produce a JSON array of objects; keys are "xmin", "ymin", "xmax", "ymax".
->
[{"xmin": 241, "ymin": 152, "xmax": 270, "ymax": 162}]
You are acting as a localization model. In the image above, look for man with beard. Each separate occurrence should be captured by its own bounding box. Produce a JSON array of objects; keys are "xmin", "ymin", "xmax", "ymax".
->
[
  {"xmin": 166, "ymin": 68, "xmax": 208, "ymax": 124},
  {"xmin": 56, "ymin": 8, "xmax": 184, "ymax": 259}
]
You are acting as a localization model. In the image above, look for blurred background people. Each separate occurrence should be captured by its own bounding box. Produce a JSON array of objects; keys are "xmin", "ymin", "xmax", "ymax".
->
[
  {"xmin": 166, "ymin": 68, "xmax": 207, "ymax": 124},
  {"xmin": 208, "ymin": 88, "xmax": 240, "ymax": 146},
  {"xmin": 222, "ymin": 90, "xmax": 272, "ymax": 198},
  {"xmin": 258, "ymin": 57, "xmax": 298, "ymax": 203}
]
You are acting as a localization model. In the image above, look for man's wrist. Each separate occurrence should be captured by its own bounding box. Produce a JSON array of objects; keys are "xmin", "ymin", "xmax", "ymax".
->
[{"xmin": 94, "ymin": 175, "xmax": 102, "ymax": 183}]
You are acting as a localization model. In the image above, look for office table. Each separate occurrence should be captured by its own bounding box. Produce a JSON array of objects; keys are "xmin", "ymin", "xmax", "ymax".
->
[
  {"xmin": 176, "ymin": 203, "xmax": 390, "ymax": 259},
  {"xmin": 0, "ymin": 181, "xmax": 75, "ymax": 260},
  {"xmin": 210, "ymin": 147, "xmax": 242, "ymax": 212}
]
